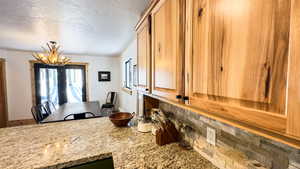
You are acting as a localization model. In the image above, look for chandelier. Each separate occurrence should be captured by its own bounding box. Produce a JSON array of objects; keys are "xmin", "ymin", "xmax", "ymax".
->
[{"xmin": 33, "ymin": 41, "xmax": 70, "ymax": 66}]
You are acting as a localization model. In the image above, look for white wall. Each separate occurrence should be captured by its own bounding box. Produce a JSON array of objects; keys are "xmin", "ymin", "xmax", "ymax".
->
[
  {"xmin": 0, "ymin": 49, "xmax": 120, "ymax": 121},
  {"xmin": 119, "ymin": 39, "xmax": 138, "ymax": 113}
]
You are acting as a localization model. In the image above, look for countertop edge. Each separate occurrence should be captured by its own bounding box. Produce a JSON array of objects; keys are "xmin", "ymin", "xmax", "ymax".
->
[{"xmin": 38, "ymin": 152, "xmax": 113, "ymax": 169}]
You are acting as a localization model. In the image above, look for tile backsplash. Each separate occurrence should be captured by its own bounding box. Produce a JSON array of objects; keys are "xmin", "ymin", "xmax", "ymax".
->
[{"xmin": 159, "ymin": 101, "xmax": 300, "ymax": 169}]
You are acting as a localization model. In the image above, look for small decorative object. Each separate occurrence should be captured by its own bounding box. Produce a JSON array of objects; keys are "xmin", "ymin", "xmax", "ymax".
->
[
  {"xmin": 133, "ymin": 64, "xmax": 137, "ymax": 87},
  {"xmin": 137, "ymin": 118, "xmax": 153, "ymax": 133},
  {"xmin": 152, "ymin": 109, "xmax": 179, "ymax": 146},
  {"xmin": 98, "ymin": 71, "xmax": 111, "ymax": 81},
  {"xmin": 109, "ymin": 112, "xmax": 135, "ymax": 127},
  {"xmin": 32, "ymin": 41, "xmax": 70, "ymax": 66}
]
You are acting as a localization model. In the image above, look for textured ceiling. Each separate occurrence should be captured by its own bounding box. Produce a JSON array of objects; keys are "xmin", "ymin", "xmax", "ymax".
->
[{"xmin": 0, "ymin": 0, "xmax": 149, "ymax": 56}]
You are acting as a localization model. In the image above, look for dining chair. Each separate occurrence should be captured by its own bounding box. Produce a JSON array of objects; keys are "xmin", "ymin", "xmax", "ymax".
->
[
  {"xmin": 63, "ymin": 112, "xmax": 96, "ymax": 120},
  {"xmin": 101, "ymin": 92, "xmax": 117, "ymax": 110},
  {"xmin": 31, "ymin": 106, "xmax": 44, "ymax": 123},
  {"xmin": 38, "ymin": 104, "xmax": 51, "ymax": 119},
  {"xmin": 44, "ymin": 101, "xmax": 56, "ymax": 115}
]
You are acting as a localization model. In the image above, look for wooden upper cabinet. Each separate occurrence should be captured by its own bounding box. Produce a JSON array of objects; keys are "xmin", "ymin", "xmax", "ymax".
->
[
  {"xmin": 185, "ymin": 0, "xmax": 291, "ymax": 132},
  {"xmin": 137, "ymin": 18, "xmax": 151, "ymax": 93},
  {"xmin": 151, "ymin": 0, "xmax": 185, "ymax": 102}
]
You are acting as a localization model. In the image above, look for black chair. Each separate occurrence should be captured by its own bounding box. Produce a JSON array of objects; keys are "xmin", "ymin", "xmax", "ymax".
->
[
  {"xmin": 38, "ymin": 104, "xmax": 50, "ymax": 118},
  {"xmin": 101, "ymin": 92, "xmax": 117, "ymax": 110},
  {"xmin": 43, "ymin": 101, "xmax": 56, "ymax": 115},
  {"xmin": 31, "ymin": 106, "xmax": 44, "ymax": 123},
  {"xmin": 64, "ymin": 112, "xmax": 96, "ymax": 120}
]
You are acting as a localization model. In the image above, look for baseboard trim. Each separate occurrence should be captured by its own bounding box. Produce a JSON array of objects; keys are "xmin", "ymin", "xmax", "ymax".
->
[{"xmin": 7, "ymin": 119, "xmax": 36, "ymax": 127}]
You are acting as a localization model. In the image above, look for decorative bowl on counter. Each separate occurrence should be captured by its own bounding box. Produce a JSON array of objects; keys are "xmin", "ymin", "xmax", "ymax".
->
[{"xmin": 109, "ymin": 112, "xmax": 134, "ymax": 127}]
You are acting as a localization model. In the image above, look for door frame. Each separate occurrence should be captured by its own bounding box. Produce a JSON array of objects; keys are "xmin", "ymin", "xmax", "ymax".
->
[
  {"xmin": 29, "ymin": 60, "xmax": 89, "ymax": 106},
  {"xmin": 0, "ymin": 58, "xmax": 8, "ymax": 127}
]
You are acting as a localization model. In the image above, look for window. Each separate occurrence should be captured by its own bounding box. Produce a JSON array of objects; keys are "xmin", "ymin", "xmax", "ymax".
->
[
  {"xmin": 38, "ymin": 67, "xmax": 59, "ymax": 105},
  {"xmin": 133, "ymin": 64, "xmax": 137, "ymax": 87},
  {"xmin": 124, "ymin": 59, "xmax": 132, "ymax": 89},
  {"xmin": 33, "ymin": 63, "xmax": 87, "ymax": 106}
]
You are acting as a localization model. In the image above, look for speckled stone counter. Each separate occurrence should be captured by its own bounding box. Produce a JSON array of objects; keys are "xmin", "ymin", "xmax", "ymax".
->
[{"xmin": 0, "ymin": 118, "xmax": 218, "ymax": 169}]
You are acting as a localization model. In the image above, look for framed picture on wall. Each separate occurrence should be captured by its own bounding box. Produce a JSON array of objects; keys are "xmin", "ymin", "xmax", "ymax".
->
[{"xmin": 98, "ymin": 71, "xmax": 111, "ymax": 82}]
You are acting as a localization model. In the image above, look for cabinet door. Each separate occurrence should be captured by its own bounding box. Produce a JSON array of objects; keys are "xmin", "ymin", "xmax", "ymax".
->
[
  {"xmin": 151, "ymin": 0, "xmax": 185, "ymax": 102},
  {"xmin": 137, "ymin": 18, "xmax": 151, "ymax": 92},
  {"xmin": 185, "ymin": 0, "xmax": 290, "ymax": 132}
]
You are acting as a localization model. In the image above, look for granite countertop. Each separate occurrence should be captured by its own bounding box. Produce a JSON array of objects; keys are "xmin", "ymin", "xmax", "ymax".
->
[{"xmin": 0, "ymin": 118, "xmax": 218, "ymax": 169}]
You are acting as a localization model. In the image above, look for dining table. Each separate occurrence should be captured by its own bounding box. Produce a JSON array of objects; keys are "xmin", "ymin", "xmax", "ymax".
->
[{"xmin": 42, "ymin": 101, "xmax": 110, "ymax": 123}]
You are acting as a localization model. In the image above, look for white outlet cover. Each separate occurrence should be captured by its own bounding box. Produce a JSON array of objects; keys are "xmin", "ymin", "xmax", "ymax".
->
[{"xmin": 207, "ymin": 127, "xmax": 216, "ymax": 146}]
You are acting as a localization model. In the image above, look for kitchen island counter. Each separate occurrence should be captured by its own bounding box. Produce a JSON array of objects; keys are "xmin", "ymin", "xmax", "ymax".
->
[{"xmin": 0, "ymin": 118, "xmax": 217, "ymax": 169}]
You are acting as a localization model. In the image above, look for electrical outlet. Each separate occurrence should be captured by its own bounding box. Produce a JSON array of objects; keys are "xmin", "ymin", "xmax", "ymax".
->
[{"xmin": 207, "ymin": 127, "xmax": 216, "ymax": 146}]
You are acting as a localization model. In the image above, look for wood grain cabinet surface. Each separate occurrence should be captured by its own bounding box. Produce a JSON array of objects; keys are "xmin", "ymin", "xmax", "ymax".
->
[
  {"xmin": 150, "ymin": 0, "xmax": 185, "ymax": 102},
  {"xmin": 185, "ymin": 0, "xmax": 292, "ymax": 134},
  {"xmin": 287, "ymin": 0, "xmax": 300, "ymax": 138},
  {"xmin": 137, "ymin": 18, "xmax": 151, "ymax": 93}
]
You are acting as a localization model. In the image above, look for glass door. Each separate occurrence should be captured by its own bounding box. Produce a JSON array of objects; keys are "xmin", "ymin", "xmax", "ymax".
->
[
  {"xmin": 34, "ymin": 63, "xmax": 87, "ymax": 106},
  {"xmin": 66, "ymin": 68, "xmax": 86, "ymax": 103},
  {"xmin": 38, "ymin": 68, "xmax": 59, "ymax": 105}
]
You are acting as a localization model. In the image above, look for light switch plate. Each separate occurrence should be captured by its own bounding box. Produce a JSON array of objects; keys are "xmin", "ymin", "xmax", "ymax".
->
[{"xmin": 207, "ymin": 127, "xmax": 216, "ymax": 146}]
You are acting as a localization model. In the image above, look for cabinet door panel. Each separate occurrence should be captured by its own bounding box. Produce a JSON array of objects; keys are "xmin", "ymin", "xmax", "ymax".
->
[
  {"xmin": 152, "ymin": 0, "xmax": 184, "ymax": 101},
  {"xmin": 185, "ymin": 0, "xmax": 290, "ymax": 132},
  {"xmin": 137, "ymin": 25, "xmax": 148, "ymax": 87},
  {"xmin": 137, "ymin": 19, "xmax": 151, "ymax": 92},
  {"xmin": 153, "ymin": 1, "xmax": 177, "ymax": 90},
  {"xmin": 188, "ymin": 0, "xmax": 290, "ymax": 114}
]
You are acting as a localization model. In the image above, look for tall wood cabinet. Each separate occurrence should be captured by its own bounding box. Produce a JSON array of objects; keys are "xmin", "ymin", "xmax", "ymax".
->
[
  {"xmin": 136, "ymin": 17, "xmax": 151, "ymax": 93},
  {"xmin": 150, "ymin": 0, "xmax": 185, "ymax": 102}
]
